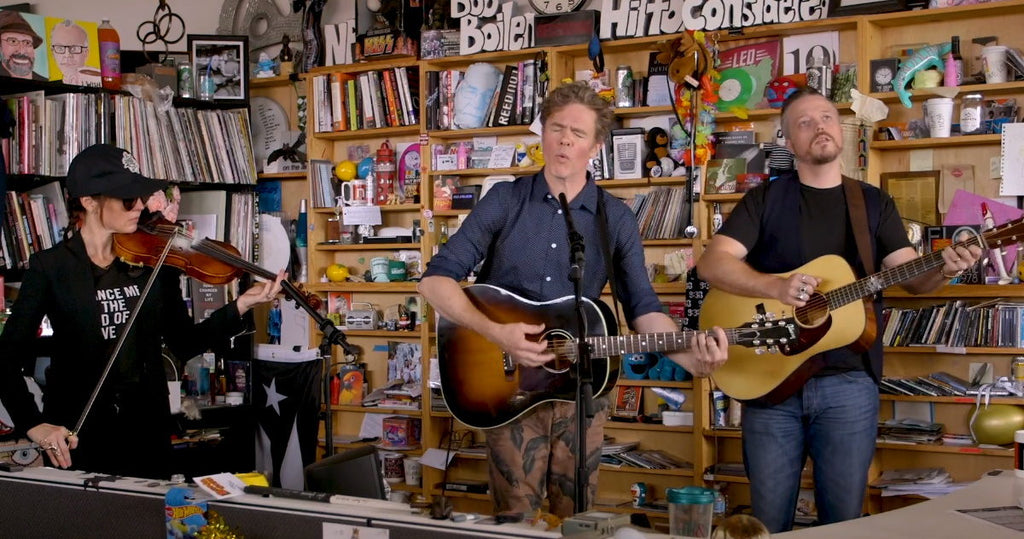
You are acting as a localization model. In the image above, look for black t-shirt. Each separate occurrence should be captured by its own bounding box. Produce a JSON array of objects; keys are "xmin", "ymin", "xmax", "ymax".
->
[
  {"xmin": 718, "ymin": 180, "xmax": 912, "ymax": 373},
  {"xmin": 92, "ymin": 261, "xmax": 144, "ymax": 384}
]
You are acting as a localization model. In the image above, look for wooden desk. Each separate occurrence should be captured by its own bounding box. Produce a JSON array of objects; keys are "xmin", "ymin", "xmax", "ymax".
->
[{"xmin": 777, "ymin": 470, "xmax": 1024, "ymax": 538}]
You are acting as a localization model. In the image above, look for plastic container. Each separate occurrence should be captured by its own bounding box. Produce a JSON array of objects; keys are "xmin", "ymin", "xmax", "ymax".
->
[
  {"xmin": 98, "ymin": 18, "xmax": 120, "ymax": 90},
  {"xmin": 667, "ymin": 486, "xmax": 715, "ymax": 538}
]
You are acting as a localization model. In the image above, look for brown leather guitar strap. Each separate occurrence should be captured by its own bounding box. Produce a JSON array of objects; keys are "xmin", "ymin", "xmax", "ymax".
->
[{"xmin": 843, "ymin": 176, "xmax": 876, "ymax": 276}]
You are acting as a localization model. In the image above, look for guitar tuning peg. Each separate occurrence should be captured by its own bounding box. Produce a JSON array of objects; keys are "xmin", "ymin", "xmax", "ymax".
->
[
  {"xmin": 765, "ymin": 312, "xmax": 777, "ymax": 320},
  {"xmin": 754, "ymin": 347, "xmax": 766, "ymax": 355},
  {"xmin": 768, "ymin": 345, "xmax": 779, "ymax": 354}
]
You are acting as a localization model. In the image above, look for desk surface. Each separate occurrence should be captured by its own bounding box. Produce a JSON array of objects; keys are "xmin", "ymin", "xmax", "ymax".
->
[
  {"xmin": 5, "ymin": 466, "xmax": 1022, "ymax": 538},
  {"xmin": 0, "ymin": 467, "xmax": 561, "ymax": 539},
  {"xmin": 777, "ymin": 470, "xmax": 1024, "ymax": 538}
]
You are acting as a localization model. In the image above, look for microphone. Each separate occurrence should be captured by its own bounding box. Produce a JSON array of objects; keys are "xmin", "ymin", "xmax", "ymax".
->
[{"xmin": 558, "ymin": 193, "xmax": 586, "ymax": 280}]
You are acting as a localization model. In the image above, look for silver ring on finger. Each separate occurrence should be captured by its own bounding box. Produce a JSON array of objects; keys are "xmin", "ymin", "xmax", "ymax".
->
[
  {"xmin": 799, "ymin": 285, "xmax": 807, "ymax": 294},
  {"xmin": 799, "ymin": 293, "xmax": 808, "ymax": 301}
]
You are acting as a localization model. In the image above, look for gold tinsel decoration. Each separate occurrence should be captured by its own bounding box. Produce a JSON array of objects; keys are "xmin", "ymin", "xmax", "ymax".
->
[{"xmin": 196, "ymin": 510, "xmax": 244, "ymax": 539}]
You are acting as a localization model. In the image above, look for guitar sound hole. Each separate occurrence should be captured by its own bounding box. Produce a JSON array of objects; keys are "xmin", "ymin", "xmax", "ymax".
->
[
  {"xmin": 795, "ymin": 292, "xmax": 829, "ymax": 328},
  {"xmin": 543, "ymin": 330, "xmax": 575, "ymax": 374}
]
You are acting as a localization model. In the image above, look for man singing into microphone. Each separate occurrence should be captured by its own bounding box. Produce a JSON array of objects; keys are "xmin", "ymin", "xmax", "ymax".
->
[{"xmin": 418, "ymin": 82, "xmax": 728, "ymax": 519}]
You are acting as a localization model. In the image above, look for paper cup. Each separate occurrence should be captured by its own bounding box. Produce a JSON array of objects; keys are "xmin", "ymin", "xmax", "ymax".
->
[
  {"xmin": 403, "ymin": 456, "xmax": 421, "ymax": 486},
  {"xmin": 982, "ymin": 46, "xmax": 1009, "ymax": 83},
  {"xmin": 925, "ymin": 97, "xmax": 954, "ymax": 138},
  {"xmin": 168, "ymin": 381, "xmax": 181, "ymax": 414}
]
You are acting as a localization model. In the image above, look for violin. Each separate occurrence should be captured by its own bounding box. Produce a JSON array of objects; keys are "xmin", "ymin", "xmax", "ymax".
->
[{"xmin": 114, "ymin": 215, "xmax": 321, "ymax": 310}]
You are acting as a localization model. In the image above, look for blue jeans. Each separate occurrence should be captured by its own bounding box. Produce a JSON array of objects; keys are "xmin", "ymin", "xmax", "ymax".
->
[{"xmin": 741, "ymin": 370, "xmax": 879, "ymax": 532}]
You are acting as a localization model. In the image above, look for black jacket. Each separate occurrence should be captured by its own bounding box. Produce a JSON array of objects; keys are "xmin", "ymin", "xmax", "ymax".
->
[{"xmin": 0, "ymin": 232, "xmax": 245, "ymax": 436}]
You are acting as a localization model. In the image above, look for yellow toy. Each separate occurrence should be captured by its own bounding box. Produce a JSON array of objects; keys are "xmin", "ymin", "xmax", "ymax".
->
[{"xmin": 527, "ymin": 143, "xmax": 544, "ymax": 167}]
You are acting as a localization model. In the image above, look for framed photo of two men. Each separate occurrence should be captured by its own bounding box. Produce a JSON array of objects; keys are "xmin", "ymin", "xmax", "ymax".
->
[{"xmin": 0, "ymin": 9, "xmax": 101, "ymax": 86}]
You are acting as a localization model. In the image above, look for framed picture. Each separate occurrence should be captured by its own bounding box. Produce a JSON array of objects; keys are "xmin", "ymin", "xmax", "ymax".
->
[
  {"xmin": 613, "ymin": 385, "xmax": 642, "ymax": 418},
  {"xmin": 870, "ymin": 58, "xmax": 900, "ymax": 93},
  {"xmin": 881, "ymin": 170, "xmax": 941, "ymax": 225},
  {"xmin": 828, "ymin": 0, "xmax": 905, "ymax": 17},
  {"xmin": 188, "ymin": 34, "xmax": 248, "ymax": 101}
]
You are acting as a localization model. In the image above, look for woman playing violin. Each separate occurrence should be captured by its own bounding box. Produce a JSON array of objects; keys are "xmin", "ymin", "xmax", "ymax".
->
[{"xmin": 0, "ymin": 144, "xmax": 285, "ymax": 479}]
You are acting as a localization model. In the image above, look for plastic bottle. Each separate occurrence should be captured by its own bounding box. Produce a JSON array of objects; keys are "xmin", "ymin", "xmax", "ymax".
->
[
  {"xmin": 951, "ymin": 36, "xmax": 964, "ymax": 85},
  {"xmin": 98, "ymin": 19, "xmax": 121, "ymax": 90},
  {"xmin": 330, "ymin": 373, "xmax": 341, "ymax": 405},
  {"xmin": 439, "ymin": 223, "xmax": 449, "ymax": 245},
  {"xmin": 944, "ymin": 52, "xmax": 958, "ymax": 87}
]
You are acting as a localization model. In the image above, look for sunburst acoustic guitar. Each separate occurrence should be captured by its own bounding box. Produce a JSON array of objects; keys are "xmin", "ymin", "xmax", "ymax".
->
[
  {"xmin": 699, "ymin": 216, "xmax": 1024, "ymax": 403},
  {"xmin": 438, "ymin": 284, "xmax": 797, "ymax": 429}
]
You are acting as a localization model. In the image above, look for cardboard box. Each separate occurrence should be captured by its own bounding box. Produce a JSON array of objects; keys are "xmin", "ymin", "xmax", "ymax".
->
[{"xmin": 382, "ymin": 416, "xmax": 421, "ymax": 449}]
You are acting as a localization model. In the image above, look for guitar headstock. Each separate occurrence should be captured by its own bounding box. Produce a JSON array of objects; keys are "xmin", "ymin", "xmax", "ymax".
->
[
  {"xmin": 983, "ymin": 216, "xmax": 1024, "ymax": 248},
  {"xmin": 730, "ymin": 318, "xmax": 798, "ymax": 353}
]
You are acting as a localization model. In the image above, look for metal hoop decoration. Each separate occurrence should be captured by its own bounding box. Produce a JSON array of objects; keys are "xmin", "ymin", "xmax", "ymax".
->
[{"xmin": 136, "ymin": 0, "xmax": 186, "ymax": 64}]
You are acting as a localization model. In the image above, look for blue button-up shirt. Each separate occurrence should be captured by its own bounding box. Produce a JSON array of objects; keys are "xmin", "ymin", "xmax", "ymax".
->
[{"xmin": 423, "ymin": 172, "xmax": 662, "ymax": 325}]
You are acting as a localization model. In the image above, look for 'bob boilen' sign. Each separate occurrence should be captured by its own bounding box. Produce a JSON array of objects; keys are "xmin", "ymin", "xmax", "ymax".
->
[{"xmin": 454, "ymin": 0, "xmax": 830, "ymax": 56}]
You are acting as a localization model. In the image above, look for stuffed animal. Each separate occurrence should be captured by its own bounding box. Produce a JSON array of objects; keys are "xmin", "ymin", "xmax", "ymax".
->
[
  {"xmin": 653, "ymin": 31, "xmax": 718, "ymax": 167},
  {"xmin": 894, "ymin": 42, "xmax": 952, "ymax": 108},
  {"xmin": 766, "ymin": 74, "xmax": 804, "ymax": 108},
  {"xmin": 645, "ymin": 127, "xmax": 672, "ymax": 177},
  {"xmin": 647, "ymin": 353, "xmax": 690, "ymax": 382},
  {"xmin": 655, "ymin": 34, "xmax": 713, "ymax": 88}
]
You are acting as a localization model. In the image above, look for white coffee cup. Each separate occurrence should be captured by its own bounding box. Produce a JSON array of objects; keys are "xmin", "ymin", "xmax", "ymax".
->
[
  {"xmin": 982, "ymin": 45, "xmax": 1009, "ymax": 83},
  {"xmin": 168, "ymin": 381, "xmax": 182, "ymax": 414},
  {"xmin": 925, "ymin": 97, "xmax": 954, "ymax": 138},
  {"xmin": 403, "ymin": 457, "xmax": 422, "ymax": 486},
  {"xmin": 340, "ymin": 179, "xmax": 368, "ymax": 206}
]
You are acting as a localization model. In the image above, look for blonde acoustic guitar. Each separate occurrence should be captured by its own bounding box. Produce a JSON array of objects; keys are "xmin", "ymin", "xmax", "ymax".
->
[{"xmin": 699, "ymin": 216, "xmax": 1024, "ymax": 403}]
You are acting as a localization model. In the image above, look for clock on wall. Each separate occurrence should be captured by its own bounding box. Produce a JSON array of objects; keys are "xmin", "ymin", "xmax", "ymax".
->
[{"xmin": 529, "ymin": 0, "xmax": 587, "ymax": 14}]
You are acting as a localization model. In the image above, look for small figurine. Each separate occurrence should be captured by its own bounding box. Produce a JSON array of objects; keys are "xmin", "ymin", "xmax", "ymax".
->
[
  {"xmin": 254, "ymin": 52, "xmax": 276, "ymax": 78},
  {"xmin": 515, "ymin": 143, "xmax": 532, "ymax": 167},
  {"xmin": 278, "ymin": 35, "xmax": 296, "ymax": 75}
]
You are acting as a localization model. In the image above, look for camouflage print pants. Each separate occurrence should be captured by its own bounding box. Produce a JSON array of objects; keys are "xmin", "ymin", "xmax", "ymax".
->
[{"xmin": 485, "ymin": 399, "xmax": 609, "ymax": 519}]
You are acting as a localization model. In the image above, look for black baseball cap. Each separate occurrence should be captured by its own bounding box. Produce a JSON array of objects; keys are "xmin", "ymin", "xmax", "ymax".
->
[{"xmin": 66, "ymin": 144, "xmax": 167, "ymax": 199}]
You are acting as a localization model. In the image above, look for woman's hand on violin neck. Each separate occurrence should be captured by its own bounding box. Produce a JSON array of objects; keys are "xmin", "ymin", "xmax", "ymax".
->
[{"xmin": 236, "ymin": 270, "xmax": 287, "ymax": 315}]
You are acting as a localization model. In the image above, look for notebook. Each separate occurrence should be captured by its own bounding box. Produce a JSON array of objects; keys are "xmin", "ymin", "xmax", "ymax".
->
[{"xmin": 998, "ymin": 123, "xmax": 1024, "ymax": 196}]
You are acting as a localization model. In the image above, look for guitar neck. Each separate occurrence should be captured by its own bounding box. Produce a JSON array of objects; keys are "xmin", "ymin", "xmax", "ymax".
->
[
  {"xmin": 586, "ymin": 329, "xmax": 742, "ymax": 356},
  {"xmin": 825, "ymin": 232, "xmax": 987, "ymax": 310}
]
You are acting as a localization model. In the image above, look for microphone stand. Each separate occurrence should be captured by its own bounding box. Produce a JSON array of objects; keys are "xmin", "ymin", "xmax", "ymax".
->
[
  {"xmin": 559, "ymin": 193, "xmax": 594, "ymax": 515},
  {"xmin": 277, "ymin": 279, "xmax": 357, "ymax": 458}
]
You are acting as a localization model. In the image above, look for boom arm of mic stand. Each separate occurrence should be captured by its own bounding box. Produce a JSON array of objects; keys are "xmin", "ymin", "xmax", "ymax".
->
[{"xmin": 279, "ymin": 281, "xmax": 356, "ymax": 356}]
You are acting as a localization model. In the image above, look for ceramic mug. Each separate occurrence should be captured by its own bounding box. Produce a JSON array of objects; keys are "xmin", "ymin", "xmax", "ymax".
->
[
  {"xmin": 382, "ymin": 452, "xmax": 405, "ymax": 484},
  {"xmin": 388, "ymin": 259, "xmax": 407, "ymax": 282},
  {"xmin": 340, "ymin": 179, "xmax": 368, "ymax": 206},
  {"xmin": 371, "ymin": 256, "xmax": 390, "ymax": 282}
]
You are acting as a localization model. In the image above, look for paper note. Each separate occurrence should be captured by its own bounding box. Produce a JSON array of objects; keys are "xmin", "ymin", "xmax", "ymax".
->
[
  {"xmin": 194, "ymin": 473, "xmax": 247, "ymax": 499},
  {"xmin": 342, "ymin": 205, "xmax": 383, "ymax": 226},
  {"xmin": 998, "ymin": 123, "xmax": 1024, "ymax": 195},
  {"xmin": 420, "ymin": 448, "xmax": 457, "ymax": 470}
]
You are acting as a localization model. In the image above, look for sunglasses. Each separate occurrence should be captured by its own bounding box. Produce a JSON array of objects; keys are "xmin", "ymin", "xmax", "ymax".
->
[{"xmin": 120, "ymin": 197, "xmax": 145, "ymax": 211}]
